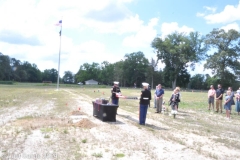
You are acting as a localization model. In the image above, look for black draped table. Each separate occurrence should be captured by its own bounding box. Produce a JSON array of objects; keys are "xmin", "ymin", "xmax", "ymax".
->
[{"xmin": 92, "ymin": 101, "xmax": 119, "ymax": 122}]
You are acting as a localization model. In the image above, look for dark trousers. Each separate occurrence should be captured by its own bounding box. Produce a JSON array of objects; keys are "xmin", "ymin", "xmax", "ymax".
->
[
  {"xmin": 112, "ymin": 98, "xmax": 119, "ymax": 105},
  {"xmin": 139, "ymin": 104, "xmax": 148, "ymax": 125},
  {"xmin": 112, "ymin": 98, "xmax": 119, "ymax": 114}
]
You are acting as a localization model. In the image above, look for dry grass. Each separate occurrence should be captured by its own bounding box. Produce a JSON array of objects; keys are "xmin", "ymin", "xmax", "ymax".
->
[{"xmin": 0, "ymin": 84, "xmax": 240, "ymax": 159}]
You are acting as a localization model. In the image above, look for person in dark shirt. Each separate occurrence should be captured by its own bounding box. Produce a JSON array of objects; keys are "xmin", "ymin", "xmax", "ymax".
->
[
  {"xmin": 111, "ymin": 81, "xmax": 121, "ymax": 114},
  {"xmin": 169, "ymin": 89, "xmax": 180, "ymax": 118},
  {"xmin": 148, "ymin": 85, "xmax": 151, "ymax": 107},
  {"xmin": 215, "ymin": 84, "xmax": 224, "ymax": 113},
  {"xmin": 111, "ymin": 81, "xmax": 121, "ymax": 105},
  {"xmin": 139, "ymin": 82, "xmax": 151, "ymax": 125}
]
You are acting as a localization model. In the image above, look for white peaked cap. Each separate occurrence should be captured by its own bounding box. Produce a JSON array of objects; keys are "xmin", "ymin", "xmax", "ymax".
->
[
  {"xmin": 114, "ymin": 81, "xmax": 119, "ymax": 84},
  {"xmin": 142, "ymin": 82, "xmax": 149, "ymax": 86}
]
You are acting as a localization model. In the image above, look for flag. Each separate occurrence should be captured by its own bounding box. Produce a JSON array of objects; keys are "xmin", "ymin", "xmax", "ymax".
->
[
  {"xmin": 55, "ymin": 20, "xmax": 62, "ymax": 36},
  {"xmin": 55, "ymin": 20, "xmax": 62, "ymax": 26}
]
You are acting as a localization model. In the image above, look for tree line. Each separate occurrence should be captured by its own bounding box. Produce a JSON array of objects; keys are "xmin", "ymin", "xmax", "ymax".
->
[
  {"xmin": 1, "ymin": 28, "xmax": 240, "ymax": 89},
  {"xmin": 0, "ymin": 52, "xmax": 58, "ymax": 83}
]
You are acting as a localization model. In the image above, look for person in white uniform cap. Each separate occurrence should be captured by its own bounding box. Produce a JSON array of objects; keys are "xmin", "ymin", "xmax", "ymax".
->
[
  {"xmin": 139, "ymin": 82, "xmax": 151, "ymax": 125},
  {"xmin": 111, "ymin": 81, "xmax": 121, "ymax": 114}
]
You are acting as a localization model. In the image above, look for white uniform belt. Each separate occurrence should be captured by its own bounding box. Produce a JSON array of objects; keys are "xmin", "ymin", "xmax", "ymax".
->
[{"xmin": 143, "ymin": 98, "xmax": 149, "ymax": 100}]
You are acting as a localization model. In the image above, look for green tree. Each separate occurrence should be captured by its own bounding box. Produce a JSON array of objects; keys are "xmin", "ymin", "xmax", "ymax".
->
[
  {"xmin": 0, "ymin": 53, "xmax": 12, "ymax": 80},
  {"xmin": 18, "ymin": 70, "xmax": 28, "ymax": 81},
  {"xmin": 161, "ymin": 66, "xmax": 190, "ymax": 88},
  {"xmin": 10, "ymin": 58, "xmax": 22, "ymax": 81},
  {"xmin": 17, "ymin": 62, "xmax": 42, "ymax": 82},
  {"xmin": 204, "ymin": 28, "xmax": 240, "ymax": 87},
  {"xmin": 205, "ymin": 74, "xmax": 219, "ymax": 89},
  {"xmin": 176, "ymin": 68, "xmax": 190, "ymax": 88},
  {"xmin": 42, "ymin": 68, "xmax": 58, "ymax": 83},
  {"xmin": 147, "ymin": 58, "xmax": 158, "ymax": 87},
  {"xmin": 122, "ymin": 51, "xmax": 149, "ymax": 87},
  {"xmin": 146, "ymin": 68, "xmax": 163, "ymax": 88},
  {"xmin": 98, "ymin": 61, "xmax": 114, "ymax": 85},
  {"xmin": 75, "ymin": 62, "xmax": 100, "ymax": 83},
  {"xmin": 63, "ymin": 71, "xmax": 74, "ymax": 83},
  {"xmin": 113, "ymin": 61, "xmax": 124, "ymax": 86},
  {"xmin": 152, "ymin": 32, "xmax": 206, "ymax": 89},
  {"xmin": 189, "ymin": 74, "xmax": 206, "ymax": 89}
]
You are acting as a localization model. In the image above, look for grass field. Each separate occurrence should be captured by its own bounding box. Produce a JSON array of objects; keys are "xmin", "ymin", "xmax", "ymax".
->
[{"xmin": 0, "ymin": 83, "xmax": 240, "ymax": 160}]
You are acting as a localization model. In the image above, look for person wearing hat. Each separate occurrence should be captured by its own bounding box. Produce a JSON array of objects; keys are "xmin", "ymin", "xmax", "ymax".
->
[
  {"xmin": 111, "ymin": 81, "xmax": 121, "ymax": 109},
  {"xmin": 139, "ymin": 82, "xmax": 151, "ymax": 125}
]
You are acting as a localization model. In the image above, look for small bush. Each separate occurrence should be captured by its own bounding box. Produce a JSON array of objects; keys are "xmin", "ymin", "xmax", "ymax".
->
[
  {"xmin": 64, "ymin": 129, "xmax": 68, "ymax": 134},
  {"xmin": 92, "ymin": 152, "xmax": 102, "ymax": 158},
  {"xmin": 82, "ymin": 139, "xmax": 87, "ymax": 143},
  {"xmin": 114, "ymin": 153, "xmax": 125, "ymax": 158},
  {"xmin": 44, "ymin": 134, "xmax": 50, "ymax": 138}
]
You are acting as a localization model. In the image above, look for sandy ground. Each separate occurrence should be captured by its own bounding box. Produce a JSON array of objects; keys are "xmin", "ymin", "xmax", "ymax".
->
[{"xmin": 0, "ymin": 89, "xmax": 240, "ymax": 160}]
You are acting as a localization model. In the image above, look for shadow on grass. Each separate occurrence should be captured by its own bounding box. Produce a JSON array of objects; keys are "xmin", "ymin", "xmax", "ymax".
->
[
  {"xmin": 118, "ymin": 114, "xmax": 168, "ymax": 131},
  {"xmin": 178, "ymin": 113, "xmax": 190, "ymax": 117},
  {"xmin": 107, "ymin": 120, "xmax": 125, "ymax": 125},
  {"xmin": 177, "ymin": 110, "xmax": 188, "ymax": 114},
  {"xmin": 145, "ymin": 124, "xmax": 169, "ymax": 131}
]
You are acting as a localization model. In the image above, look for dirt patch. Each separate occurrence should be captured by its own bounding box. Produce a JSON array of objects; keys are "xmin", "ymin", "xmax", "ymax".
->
[{"xmin": 72, "ymin": 118, "xmax": 96, "ymax": 129}]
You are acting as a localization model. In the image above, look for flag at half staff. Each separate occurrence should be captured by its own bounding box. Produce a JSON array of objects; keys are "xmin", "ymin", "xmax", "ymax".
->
[{"xmin": 55, "ymin": 20, "xmax": 62, "ymax": 26}]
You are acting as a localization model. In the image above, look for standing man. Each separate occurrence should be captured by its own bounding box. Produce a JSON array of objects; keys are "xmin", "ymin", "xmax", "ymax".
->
[
  {"xmin": 215, "ymin": 84, "xmax": 224, "ymax": 113},
  {"xmin": 111, "ymin": 81, "xmax": 121, "ymax": 114},
  {"xmin": 155, "ymin": 84, "xmax": 164, "ymax": 113},
  {"xmin": 148, "ymin": 84, "xmax": 151, "ymax": 107},
  {"xmin": 154, "ymin": 86, "xmax": 159, "ymax": 108},
  {"xmin": 208, "ymin": 85, "xmax": 216, "ymax": 111},
  {"xmin": 139, "ymin": 82, "xmax": 151, "ymax": 125}
]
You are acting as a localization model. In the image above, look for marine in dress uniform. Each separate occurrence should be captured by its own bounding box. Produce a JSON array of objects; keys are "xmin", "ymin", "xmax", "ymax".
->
[
  {"xmin": 139, "ymin": 82, "xmax": 151, "ymax": 125},
  {"xmin": 111, "ymin": 81, "xmax": 121, "ymax": 115},
  {"xmin": 111, "ymin": 81, "xmax": 121, "ymax": 105}
]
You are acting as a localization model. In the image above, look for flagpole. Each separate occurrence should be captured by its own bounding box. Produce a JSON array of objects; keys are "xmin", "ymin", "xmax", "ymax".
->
[{"xmin": 57, "ymin": 24, "xmax": 62, "ymax": 90}]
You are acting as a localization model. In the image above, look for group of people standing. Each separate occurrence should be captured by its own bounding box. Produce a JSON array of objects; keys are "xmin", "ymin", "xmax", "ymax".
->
[
  {"xmin": 208, "ymin": 84, "xmax": 240, "ymax": 119},
  {"xmin": 111, "ymin": 82, "xmax": 182, "ymax": 125},
  {"xmin": 153, "ymin": 84, "xmax": 181, "ymax": 114},
  {"xmin": 111, "ymin": 81, "xmax": 152, "ymax": 125}
]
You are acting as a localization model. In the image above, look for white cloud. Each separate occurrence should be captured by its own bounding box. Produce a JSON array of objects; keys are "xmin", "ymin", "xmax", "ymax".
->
[
  {"xmin": 161, "ymin": 22, "xmax": 194, "ymax": 38},
  {"xmin": 80, "ymin": 14, "xmax": 144, "ymax": 34},
  {"xmin": 0, "ymin": 0, "xmax": 140, "ymax": 36},
  {"xmin": 221, "ymin": 22, "xmax": 240, "ymax": 32},
  {"xmin": 203, "ymin": 6, "xmax": 217, "ymax": 13},
  {"xmin": 122, "ymin": 18, "xmax": 158, "ymax": 48},
  {"xmin": 0, "ymin": 0, "xmax": 144, "ymax": 77},
  {"xmin": 196, "ymin": 12, "xmax": 205, "ymax": 17},
  {"xmin": 202, "ymin": 2, "xmax": 240, "ymax": 24},
  {"xmin": 196, "ymin": 6, "xmax": 216, "ymax": 18}
]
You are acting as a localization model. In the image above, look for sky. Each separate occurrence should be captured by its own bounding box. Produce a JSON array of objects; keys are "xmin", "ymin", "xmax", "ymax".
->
[{"xmin": 1, "ymin": 0, "xmax": 240, "ymax": 77}]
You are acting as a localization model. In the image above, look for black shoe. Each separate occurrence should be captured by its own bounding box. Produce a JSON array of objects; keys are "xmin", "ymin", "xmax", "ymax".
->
[{"xmin": 155, "ymin": 111, "xmax": 159, "ymax": 113}]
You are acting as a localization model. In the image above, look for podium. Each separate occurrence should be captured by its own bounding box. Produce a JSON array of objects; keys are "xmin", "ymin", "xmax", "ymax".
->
[{"xmin": 92, "ymin": 101, "xmax": 118, "ymax": 122}]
